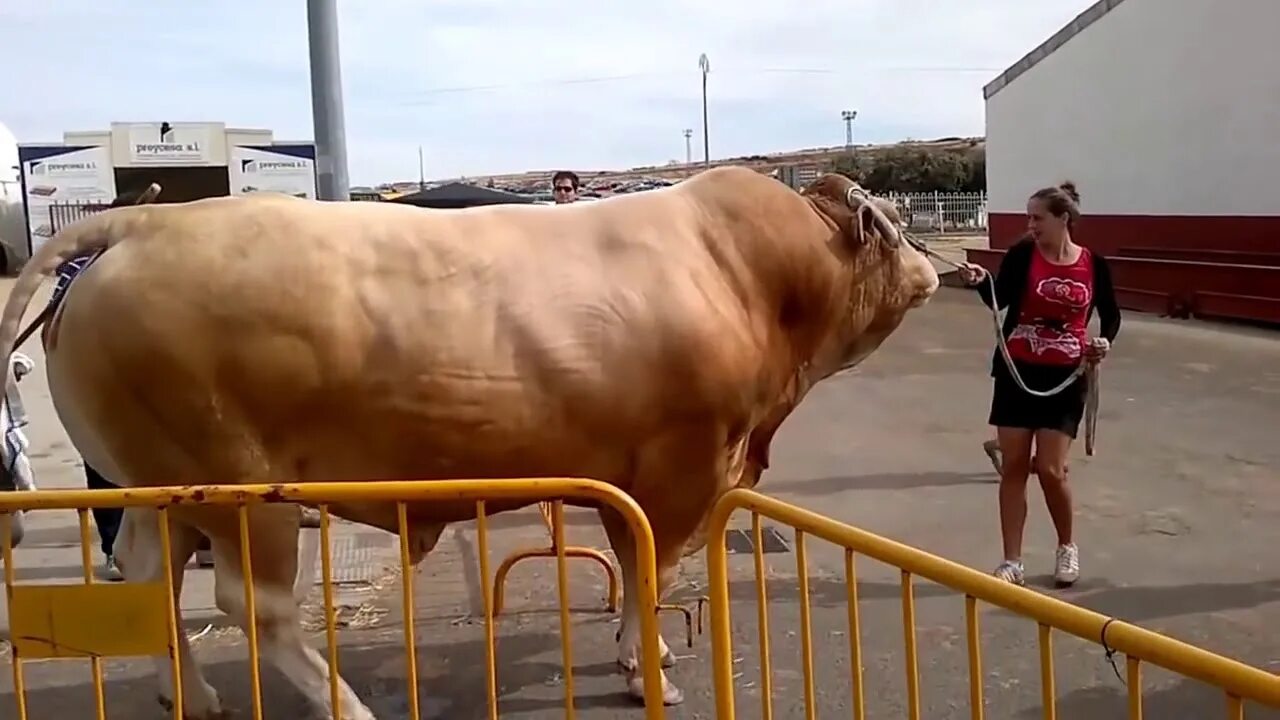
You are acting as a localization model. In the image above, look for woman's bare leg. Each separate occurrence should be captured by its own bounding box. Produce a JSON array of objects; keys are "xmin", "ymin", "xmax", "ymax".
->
[
  {"xmin": 1033, "ymin": 429, "xmax": 1079, "ymax": 585},
  {"xmin": 995, "ymin": 427, "xmax": 1034, "ymax": 583}
]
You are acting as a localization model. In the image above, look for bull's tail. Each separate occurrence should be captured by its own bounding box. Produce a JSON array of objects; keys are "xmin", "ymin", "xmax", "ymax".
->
[{"xmin": 0, "ymin": 186, "xmax": 159, "ymax": 364}]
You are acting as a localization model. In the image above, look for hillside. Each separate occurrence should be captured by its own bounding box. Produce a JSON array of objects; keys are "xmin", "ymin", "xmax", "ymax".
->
[{"xmin": 376, "ymin": 135, "xmax": 985, "ymax": 196}]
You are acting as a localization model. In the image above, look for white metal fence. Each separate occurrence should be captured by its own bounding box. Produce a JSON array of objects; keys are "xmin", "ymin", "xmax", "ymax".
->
[{"xmin": 884, "ymin": 191, "xmax": 988, "ymax": 234}]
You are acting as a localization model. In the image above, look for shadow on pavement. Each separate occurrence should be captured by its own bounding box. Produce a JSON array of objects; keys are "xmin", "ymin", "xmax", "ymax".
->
[
  {"xmin": 782, "ymin": 471, "xmax": 997, "ymax": 495},
  {"xmin": 665, "ymin": 575, "xmax": 961, "ymax": 607},
  {"xmin": 987, "ymin": 578, "xmax": 1280, "ymax": 624},
  {"xmin": 4, "ymin": 623, "xmax": 647, "ymax": 720},
  {"xmin": 1017, "ymin": 676, "xmax": 1280, "ymax": 720}
]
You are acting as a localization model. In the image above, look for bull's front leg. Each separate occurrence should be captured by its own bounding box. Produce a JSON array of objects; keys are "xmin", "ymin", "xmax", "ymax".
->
[
  {"xmin": 601, "ymin": 425, "xmax": 733, "ymax": 706},
  {"xmin": 597, "ymin": 508, "xmax": 676, "ymax": 670},
  {"xmin": 598, "ymin": 507, "xmax": 683, "ymax": 706}
]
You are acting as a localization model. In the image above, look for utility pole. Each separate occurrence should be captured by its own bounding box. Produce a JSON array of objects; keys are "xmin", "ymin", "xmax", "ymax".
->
[
  {"xmin": 306, "ymin": 0, "xmax": 350, "ymax": 201},
  {"xmin": 841, "ymin": 109, "xmax": 858, "ymax": 153},
  {"xmin": 418, "ymin": 145, "xmax": 425, "ymax": 190},
  {"xmin": 683, "ymin": 129, "xmax": 693, "ymax": 165},
  {"xmin": 698, "ymin": 53, "xmax": 711, "ymax": 168}
]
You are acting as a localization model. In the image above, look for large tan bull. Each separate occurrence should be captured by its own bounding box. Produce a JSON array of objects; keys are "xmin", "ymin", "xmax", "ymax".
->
[{"xmin": 0, "ymin": 167, "xmax": 938, "ymax": 719}]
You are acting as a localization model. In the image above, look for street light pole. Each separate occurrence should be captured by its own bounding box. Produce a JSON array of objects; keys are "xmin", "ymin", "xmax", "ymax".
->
[
  {"xmin": 698, "ymin": 53, "xmax": 711, "ymax": 168},
  {"xmin": 307, "ymin": 0, "xmax": 351, "ymax": 201}
]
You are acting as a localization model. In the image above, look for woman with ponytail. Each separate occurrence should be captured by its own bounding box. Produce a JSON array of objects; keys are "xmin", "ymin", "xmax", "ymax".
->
[{"xmin": 957, "ymin": 181, "xmax": 1121, "ymax": 587}]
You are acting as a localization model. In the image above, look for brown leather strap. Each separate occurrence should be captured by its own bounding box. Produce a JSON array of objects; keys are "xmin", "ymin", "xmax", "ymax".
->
[{"xmin": 11, "ymin": 307, "xmax": 51, "ymax": 352}]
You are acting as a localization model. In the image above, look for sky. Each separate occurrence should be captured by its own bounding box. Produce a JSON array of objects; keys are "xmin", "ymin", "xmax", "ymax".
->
[{"xmin": 1, "ymin": 1, "xmax": 1095, "ymax": 185}]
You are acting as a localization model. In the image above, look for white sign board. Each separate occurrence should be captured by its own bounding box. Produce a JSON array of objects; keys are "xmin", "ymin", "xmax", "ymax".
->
[
  {"xmin": 126, "ymin": 122, "xmax": 214, "ymax": 165},
  {"xmin": 21, "ymin": 146, "xmax": 116, "ymax": 254},
  {"xmin": 229, "ymin": 146, "xmax": 317, "ymax": 200}
]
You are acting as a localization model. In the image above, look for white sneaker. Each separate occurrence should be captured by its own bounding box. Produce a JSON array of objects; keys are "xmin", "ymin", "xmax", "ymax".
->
[
  {"xmin": 1054, "ymin": 543, "xmax": 1080, "ymax": 586},
  {"xmin": 101, "ymin": 555, "xmax": 124, "ymax": 582},
  {"xmin": 993, "ymin": 559, "xmax": 1025, "ymax": 586}
]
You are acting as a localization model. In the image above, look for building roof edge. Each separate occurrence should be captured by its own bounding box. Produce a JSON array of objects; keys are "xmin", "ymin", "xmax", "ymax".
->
[{"xmin": 984, "ymin": 0, "xmax": 1130, "ymax": 100}]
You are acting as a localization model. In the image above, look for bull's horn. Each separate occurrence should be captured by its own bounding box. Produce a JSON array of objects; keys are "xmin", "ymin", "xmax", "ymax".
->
[
  {"xmin": 867, "ymin": 199, "xmax": 902, "ymax": 247},
  {"xmin": 137, "ymin": 183, "xmax": 162, "ymax": 204}
]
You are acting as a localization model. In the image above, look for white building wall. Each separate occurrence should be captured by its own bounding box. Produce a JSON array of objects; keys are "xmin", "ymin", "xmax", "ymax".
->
[{"xmin": 986, "ymin": 0, "xmax": 1280, "ymax": 216}]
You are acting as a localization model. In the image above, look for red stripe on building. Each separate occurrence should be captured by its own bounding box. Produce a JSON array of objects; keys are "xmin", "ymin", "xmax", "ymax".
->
[
  {"xmin": 988, "ymin": 213, "xmax": 1280, "ymax": 256},
  {"xmin": 972, "ymin": 214, "xmax": 1280, "ymax": 325}
]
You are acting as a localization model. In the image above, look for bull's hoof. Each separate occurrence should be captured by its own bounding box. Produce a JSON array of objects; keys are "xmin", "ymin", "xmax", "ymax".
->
[
  {"xmin": 626, "ymin": 670, "xmax": 685, "ymax": 706},
  {"xmin": 1, "ymin": 511, "xmax": 25, "ymax": 548},
  {"xmin": 616, "ymin": 647, "xmax": 676, "ymax": 673},
  {"xmin": 156, "ymin": 693, "xmax": 229, "ymax": 719},
  {"xmin": 299, "ymin": 506, "xmax": 323, "ymax": 528}
]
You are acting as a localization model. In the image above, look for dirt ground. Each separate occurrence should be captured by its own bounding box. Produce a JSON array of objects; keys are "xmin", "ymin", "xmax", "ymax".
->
[{"xmin": 2, "ymin": 277, "xmax": 1280, "ymax": 719}]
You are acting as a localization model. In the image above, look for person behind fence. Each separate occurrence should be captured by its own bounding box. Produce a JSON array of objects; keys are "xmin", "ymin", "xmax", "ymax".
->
[
  {"xmin": 956, "ymin": 180, "xmax": 1121, "ymax": 588},
  {"xmin": 551, "ymin": 170, "xmax": 579, "ymax": 204},
  {"xmin": 1, "ymin": 351, "xmax": 37, "ymax": 549}
]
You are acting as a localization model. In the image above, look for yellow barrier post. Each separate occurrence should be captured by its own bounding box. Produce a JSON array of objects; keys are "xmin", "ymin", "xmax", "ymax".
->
[
  {"xmin": 0, "ymin": 478, "xmax": 667, "ymax": 719},
  {"xmin": 706, "ymin": 488, "xmax": 1280, "ymax": 720}
]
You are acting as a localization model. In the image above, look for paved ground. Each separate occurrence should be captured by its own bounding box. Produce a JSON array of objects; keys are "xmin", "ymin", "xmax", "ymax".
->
[{"xmin": 3, "ymin": 273, "xmax": 1280, "ymax": 719}]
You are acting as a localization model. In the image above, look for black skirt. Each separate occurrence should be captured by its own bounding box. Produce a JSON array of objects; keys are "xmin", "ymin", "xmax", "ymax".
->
[{"xmin": 988, "ymin": 356, "xmax": 1088, "ymax": 438}]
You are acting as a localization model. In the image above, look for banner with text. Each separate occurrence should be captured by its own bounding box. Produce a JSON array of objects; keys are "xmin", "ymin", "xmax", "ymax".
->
[
  {"xmin": 21, "ymin": 145, "xmax": 116, "ymax": 254},
  {"xmin": 125, "ymin": 122, "xmax": 216, "ymax": 166},
  {"xmin": 229, "ymin": 145, "xmax": 317, "ymax": 200}
]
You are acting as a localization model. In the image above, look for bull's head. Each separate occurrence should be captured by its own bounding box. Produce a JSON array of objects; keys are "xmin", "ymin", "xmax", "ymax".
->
[{"xmin": 799, "ymin": 173, "xmax": 939, "ymax": 380}]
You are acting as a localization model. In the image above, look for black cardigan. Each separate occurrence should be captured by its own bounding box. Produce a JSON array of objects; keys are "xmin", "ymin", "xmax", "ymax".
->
[{"xmin": 975, "ymin": 237, "xmax": 1122, "ymax": 368}]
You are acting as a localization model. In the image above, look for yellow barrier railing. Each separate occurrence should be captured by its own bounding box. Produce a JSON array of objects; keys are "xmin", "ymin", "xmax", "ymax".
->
[
  {"xmin": 705, "ymin": 488, "xmax": 1280, "ymax": 720},
  {"xmin": 0, "ymin": 478, "xmax": 668, "ymax": 720},
  {"xmin": 492, "ymin": 500, "xmax": 619, "ymax": 616},
  {"xmin": 490, "ymin": 503, "xmax": 704, "ymax": 651}
]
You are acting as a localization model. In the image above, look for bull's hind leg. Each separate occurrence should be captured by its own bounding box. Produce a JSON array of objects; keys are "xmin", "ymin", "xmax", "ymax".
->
[
  {"xmin": 206, "ymin": 504, "xmax": 377, "ymax": 720},
  {"xmin": 113, "ymin": 506, "xmax": 224, "ymax": 719}
]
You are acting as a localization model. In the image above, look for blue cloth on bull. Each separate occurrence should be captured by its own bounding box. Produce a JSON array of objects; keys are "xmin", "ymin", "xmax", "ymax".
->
[{"xmin": 50, "ymin": 250, "xmax": 105, "ymax": 311}]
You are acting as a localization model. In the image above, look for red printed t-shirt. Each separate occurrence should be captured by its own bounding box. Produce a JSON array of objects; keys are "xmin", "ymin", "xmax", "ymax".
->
[{"xmin": 1006, "ymin": 246, "xmax": 1095, "ymax": 366}]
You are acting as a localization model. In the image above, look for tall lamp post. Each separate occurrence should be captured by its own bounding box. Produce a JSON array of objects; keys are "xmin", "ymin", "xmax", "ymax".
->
[
  {"xmin": 698, "ymin": 53, "xmax": 711, "ymax": 168},
  {"xmin": 307, "ymin": 0, "xmax": 351, "ymax": 201},
  {"xmin": 841, "ymin": 109, "xmax": 858, "ymax": 153}
]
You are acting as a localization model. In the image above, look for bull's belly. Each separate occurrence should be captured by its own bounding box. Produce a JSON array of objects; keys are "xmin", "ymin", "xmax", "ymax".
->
[
  {"xmin": 288, "ymin": 419, "xmax": 632, "ymax": 530},
  {"xmin": 303, "ymin": 427, "xmax": 624, "ymax": 544}
]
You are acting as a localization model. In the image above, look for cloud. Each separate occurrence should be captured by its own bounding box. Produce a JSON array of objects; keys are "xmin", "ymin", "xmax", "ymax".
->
[{"xmin": 0, "ymin": 0, "xmax": 1096, "ymax": 183}]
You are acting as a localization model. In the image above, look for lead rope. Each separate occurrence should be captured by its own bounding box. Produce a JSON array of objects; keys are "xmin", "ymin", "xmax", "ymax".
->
[{"xmin": 903, "ymin": 232, "xmax": 1100, "ymax": 456}]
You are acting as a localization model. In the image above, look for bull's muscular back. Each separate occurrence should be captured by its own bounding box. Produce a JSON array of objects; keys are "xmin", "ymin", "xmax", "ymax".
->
[{"xmin": 51, "ymin": 173, "xmax": 809, "ymax": 496}]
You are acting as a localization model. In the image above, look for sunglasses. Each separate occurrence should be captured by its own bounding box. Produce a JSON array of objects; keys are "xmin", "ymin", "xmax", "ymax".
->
[{"xmin": 554, "ymin": 185, "xmax": 575, "ymax": 193}]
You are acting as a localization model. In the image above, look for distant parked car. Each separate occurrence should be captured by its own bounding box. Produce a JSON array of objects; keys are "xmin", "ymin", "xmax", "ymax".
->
[
  {"xmin": 0, "ymin": 184, "xmax": 26, "ymax": 275},
  {"xmin": 2, "ymin": 121, "xmax": 29, "ymax": 275}
]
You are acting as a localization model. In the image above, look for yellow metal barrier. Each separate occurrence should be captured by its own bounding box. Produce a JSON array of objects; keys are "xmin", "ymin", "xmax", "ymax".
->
[
  {"xmin": 0, "ymin": 478, "xmax": 668, "ymax": 719},
  {"xmin": 705, "ymin": 488, "xmax": 1280, "ymax": 720},
  {"xmin": 492, "ymin": 500, "xmax": 619, "ymax": 616}
]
